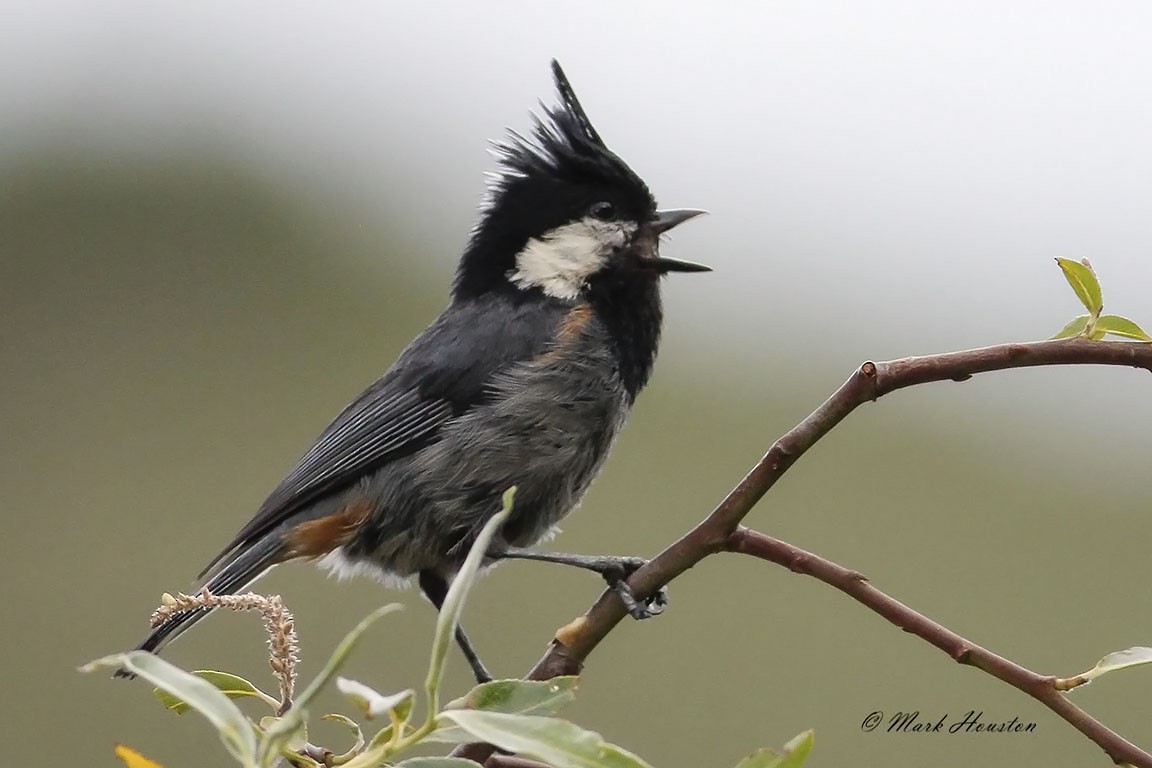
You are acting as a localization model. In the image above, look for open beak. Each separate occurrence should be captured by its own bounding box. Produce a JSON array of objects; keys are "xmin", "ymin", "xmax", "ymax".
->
[
  {"xmin": 652, "ymin": 208, "xmax": 708, "ymax": 234},
  {"xmin": 649, "ymin": 208, "xmax": 711, "ymax": 273}
]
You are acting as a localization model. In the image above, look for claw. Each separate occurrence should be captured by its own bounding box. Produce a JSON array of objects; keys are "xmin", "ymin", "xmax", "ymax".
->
[
  {"xmin": 602, "ymin": 559, "xmax": 669, "ymax": 620},
  {"xmin": 494, "ymin": 547, "xmax": 671, "ymax": 619},
  {"xmin": 647, "ymin": 585, "xmax": 669, "ymax": 615}
]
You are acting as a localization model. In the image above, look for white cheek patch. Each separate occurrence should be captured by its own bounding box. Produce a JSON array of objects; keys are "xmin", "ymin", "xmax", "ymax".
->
[{"xmin": 509, "ymin": 217, "xmax": 635, "ymax": 299}]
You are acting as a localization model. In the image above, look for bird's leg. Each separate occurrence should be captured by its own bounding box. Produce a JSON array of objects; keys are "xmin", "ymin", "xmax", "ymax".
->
[
  {"xmin": 492, "ymin": 548, "xmax": 668, "ymax": 620},
  {"xmin": 418, "ymin": 570, "xmax": 493, "ymax": 684}
]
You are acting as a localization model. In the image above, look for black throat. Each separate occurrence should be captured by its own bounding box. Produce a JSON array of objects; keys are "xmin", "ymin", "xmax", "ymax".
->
[{"xmin": 586, "ymin": 275, "xmax": 664, "ymax": 401}]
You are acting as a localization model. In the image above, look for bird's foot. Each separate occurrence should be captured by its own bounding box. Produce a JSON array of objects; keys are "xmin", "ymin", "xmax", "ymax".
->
[
  {"xmin": 494, "ymin": 548, "xmax": 669, "ymax": 619},
  {"xmin": 597, "ymin": 556, "xmax": 668, "ymax": 620}
]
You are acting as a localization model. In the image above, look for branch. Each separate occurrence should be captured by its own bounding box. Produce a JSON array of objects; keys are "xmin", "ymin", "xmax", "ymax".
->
[
  {"xmin": 530, "ymin": 339, "xmax": 1152, "ymax": 671},
  {"xmin": 727, "ymin": 526, "xmax": 1152, "ymax": 767},
  {"xmin": 454, "ymin": 338, "xmax": 1152, "ymax": 764}
]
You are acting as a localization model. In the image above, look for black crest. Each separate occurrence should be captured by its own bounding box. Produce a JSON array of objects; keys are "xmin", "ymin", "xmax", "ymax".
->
[
  {"xmin": 487, "ymin": 60, "xmax": 651, "ymax": 199},
  {"xmin": 455, "ymin": 61, "xmax": 656, "ymax": 300}
]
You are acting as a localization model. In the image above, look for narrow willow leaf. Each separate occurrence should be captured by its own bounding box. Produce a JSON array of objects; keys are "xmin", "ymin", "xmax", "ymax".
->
[
  {"xmin": 293, "ymin": 604, "xmax": 404, "ymax": 712},
  {"xmin": 392, "ymin": 693, "xmax": 414, "ymax": 725},
  {"xmin": 1055, "ymin": 257, "xmax": 1103, "ymax": 315},
  {"xmin": 1096, "ymin": 314, "xmax": 1152, "ymax": 341},
  {"xmin": 777, "ymin": 730, "xmax": 815, "ymax": 766},
  {"xmin": 420, "ymin": 722, "xmax": 473, "ymax": 744},
  {"xmin": 361, "ymin": 698, "xmax": 419, "ymax": 749},
  {"xmin": 733, "ymin": 730, "xmax": 815, "ymax": 768},
  {"xmin": 345, "ymin": 498, "xmax": 517, "ymax": 768},
  {"xmin": 1081, "ymin": 647, "xmax": 1152, "ymax": 683},
  {"xmin": 344, "ymin": 721, "xmax": 424, "ymax": 767},
  {"xmin": 322, "ymin": 713, "xmax": 365, "ymax": 764},
  {"xmin": 365, "ymin": 722, "xmax": 397, "ymax": 751},
  {"xmin": 83, "ymin": 652, "xmax": 256, "ymax": 766},
  {"xmin": 260, "ymin": 714, "xmax": 308, "ymax": 752},
  {"xmin": 734, "ymin": 748, "xmax": 780, "ymax": 768},
  {"xmin": 1051, "ymin": 314, "xmax": 1091, "ymax": 339},
  {"xmin": 741, "ymin": 727, "xmax": 815, "ymax": 768},
  {"xmin": 426, "ymin": 490, "xmax": 515, "ymax": 705},
  {"xmin": 437, "ymin": 710, "xmax": 654, "ymax": 768},
  {"xmin": 154, "ymin": 670, "xmax": 276, "ymax": 714},
  {"xmin": 394, "ymin": 759, "xmax": 486, "ymax": 768},
  {"xmin": 115, "ymin": 744, "xmax": 165, "ymax": 768},
  {"xmin": 445, "ymin": 676, "xmax": 579, "ymax": 717},
  {"xmin": 258, "ymin": 604, "xmax": 403, "ymax": 766},
  {"xmin": 425, "ymin": 713, "xmax": 528, "ymax": 746},
  {"xmin": 336, "ymin": 677, "xmax": 414, "ymax": 720}
]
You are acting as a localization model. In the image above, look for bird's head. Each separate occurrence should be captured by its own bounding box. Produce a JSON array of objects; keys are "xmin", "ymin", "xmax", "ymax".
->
[{"xmin": 453, "ymin": 60, "xmax": 708, "ymax": 302}]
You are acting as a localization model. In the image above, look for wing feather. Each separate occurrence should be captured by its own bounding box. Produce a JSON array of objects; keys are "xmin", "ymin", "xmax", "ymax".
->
[{"xmin": 197, "ymin": 295, "xmax": 572, "ymax": 580}]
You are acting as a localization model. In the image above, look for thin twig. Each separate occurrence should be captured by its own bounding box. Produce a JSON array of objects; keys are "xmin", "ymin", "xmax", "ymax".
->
[
  {"xmin": 453, "ymin": 338, "xmax": 1152, "ymax": 764},
  {"xmin": 727, "ymin": 526, "xmax": 1152, "ymax": 768}
]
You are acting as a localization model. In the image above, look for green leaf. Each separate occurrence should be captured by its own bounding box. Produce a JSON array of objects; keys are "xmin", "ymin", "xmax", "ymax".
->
[
  {"xmin": 733, "ymin": 730, "xmax": 814, "ymax": 768},
  {"xmin": 394, "ymin": 759, "xmax": 485, "ymax": 768},
  {"xmin": 258, "ymin": 604, "xmax": 403, "ymax": 767},
  {"xmin": 436, "ymin": 710, "xmax": 653, "ymax": 768},
  {"xmin": 1051, "ymin": 314, "xmax": 1091, "ymax": 340},
  {"xmin": 777, "ymin": 731, "xmax": 815, "ymax": 767},
  {"xmin": 346, "ymin": 496, "xmax": 520, "ymax": 768},
  {"xmin": 1055, "ymin": 258, "xmax": 1103, "ymax": 315},
  {"xmin": 361, "ymin": 695, "xmax": 418, "ymax": 750},
  {"xmin": 421, "ymin": 723, "xmax": 473, "ymax": 745},
  {"xmin": 336, "ymin": 677, "xmax": 415, "ymax": 720},
  {"xmin": 1081, "ymin": 647, "xmax": 1152, "ymax": 684},
  {"xmin": 364, "ymin": 721, "xmax": 398, "ymax": 751},
  {"xmin": 260, "ymin": 714, "xmax": 309, "ymax": 755},
  {"xmin": 83, "ymin": 652, "xmax": 257, "ymax": 767},
  {"xmin": 1095, "ymin": 314, "xmax": 1152, "ymax": 341},
  {"xmin": 322, "ymin": 713, "xmax": 365, "ymax": 764},
  {"xmin": 734, "ymin": 748, "xmax": 780, "ymax": 768},
  {"xmin": 425, "ymin": 488, "xmax": 515, "ymax": 711},
  {"xmin": 344, "ymin": 717, "xmax": 422, "ymax": 767},
  {"xmin": 445, "ymin": 676, "xmax": 579, "ymax": 717},
  {"xmin": 154, "ymin": 670, "xmax": 277, "ymax": 714}
]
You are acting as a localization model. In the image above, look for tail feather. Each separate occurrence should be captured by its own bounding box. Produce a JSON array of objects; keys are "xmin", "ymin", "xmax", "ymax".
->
[{"xmin": 115, "ymin": 536, "xmax": 285, "ymax": 678}]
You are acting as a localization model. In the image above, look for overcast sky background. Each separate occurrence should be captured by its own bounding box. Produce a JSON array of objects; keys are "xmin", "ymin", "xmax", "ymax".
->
[
  {"xmin": 7, "ymin": 1, "xmax": 1149, "ymax": 451},
  {"xmin": 6, "ymin": 2, "xmax": 1152, "ymax": 346},
  {"xmin": 3, "ymin": 3, "xmax": 1151, "ymax": 768}
]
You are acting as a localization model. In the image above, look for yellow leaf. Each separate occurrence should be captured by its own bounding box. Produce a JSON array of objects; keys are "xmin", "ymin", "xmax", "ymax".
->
[{"xmin": 114, "ymin": 744, "xmax": 165, "ymax": 768}]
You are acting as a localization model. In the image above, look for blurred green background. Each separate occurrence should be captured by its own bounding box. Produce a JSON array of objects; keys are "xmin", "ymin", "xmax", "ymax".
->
[{"xmin": 2, "ymin": 3, "xmax": 1150, "ymax": 767}]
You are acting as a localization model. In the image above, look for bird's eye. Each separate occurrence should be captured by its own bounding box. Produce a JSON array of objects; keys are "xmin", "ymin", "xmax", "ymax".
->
[{"xmin": 589, "ymin": 201, "xmax": 617, "ymax": 221}]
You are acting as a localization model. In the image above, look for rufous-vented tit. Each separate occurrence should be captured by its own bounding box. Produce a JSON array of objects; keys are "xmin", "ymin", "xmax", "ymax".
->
[{"xmin": 125, "ymin": 60, "xmax": 708, "ymax": 683}]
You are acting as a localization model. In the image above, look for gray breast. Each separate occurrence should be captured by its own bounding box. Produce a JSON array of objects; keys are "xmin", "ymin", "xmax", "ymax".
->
[
  {"xmin": 418, "ymin": 314, "xmax": 630, "ymax": 549},
  {"xmin": 343, "ymin": 309, "xmax": 630, "ymax": 577}
]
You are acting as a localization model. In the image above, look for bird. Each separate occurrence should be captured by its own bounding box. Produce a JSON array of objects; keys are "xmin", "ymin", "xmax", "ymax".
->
[{"xmin": 125, "ymin": 60, "xmax": 708, "ymax": 684}]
